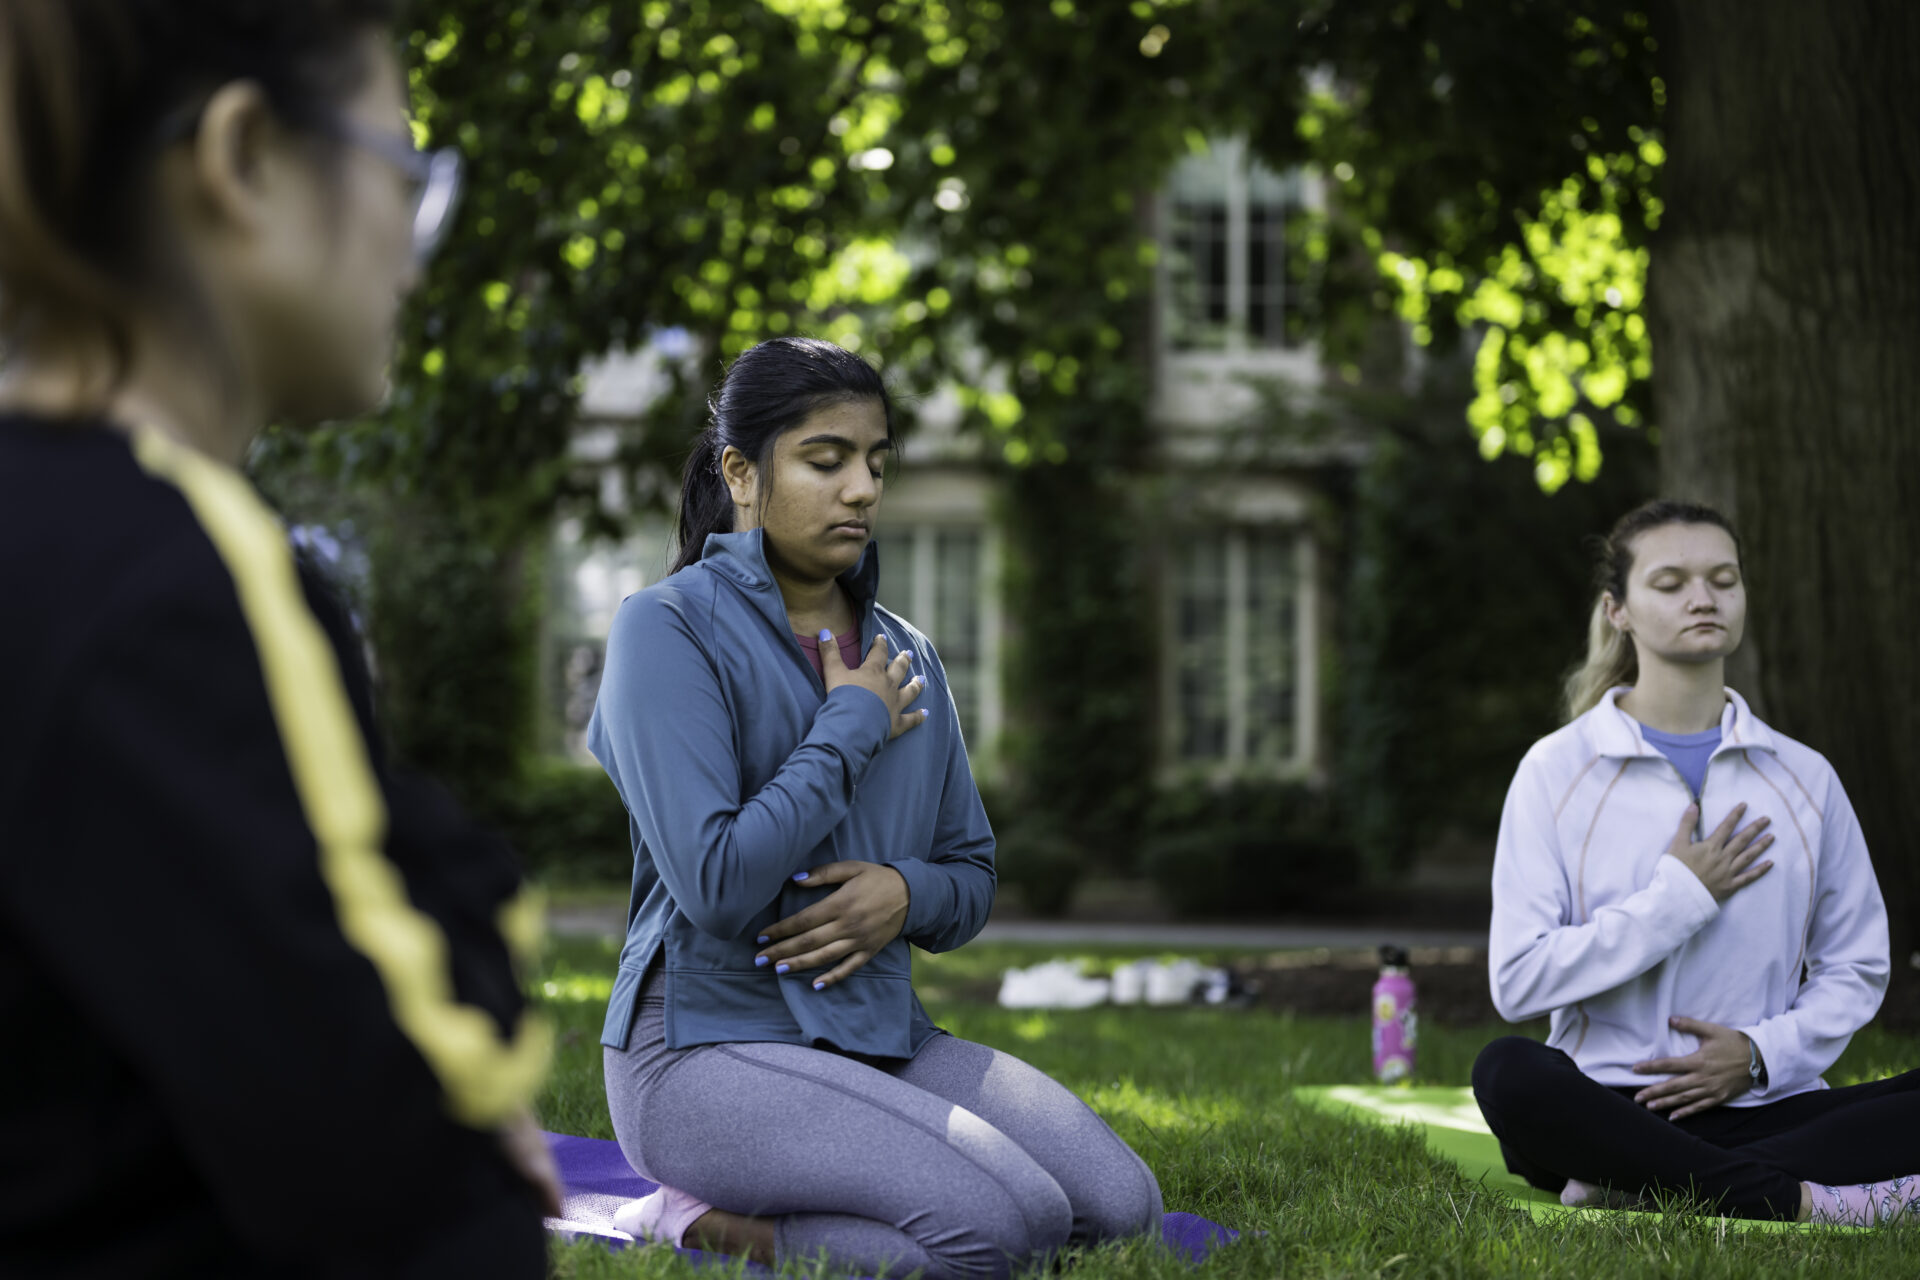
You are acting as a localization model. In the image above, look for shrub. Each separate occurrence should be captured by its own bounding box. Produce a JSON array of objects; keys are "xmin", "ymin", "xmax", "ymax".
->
[
  {"xmin": 365, "ymin": 508, "xmax": 541, "ymax": 812},
  {"xmin": 1139, "ymin": 780, "xmax": 1357, "ymax": 916},
  {"xmin": 995, "ymin": 455, "xmax": 1157, "ymax": 914},
  {"xmin": 993, "ymin": 815, "xmax": 1087, "ymax": 918},
  {"xmin": 1337, "ymin": 403, "xmax": 1655, "ymax": 877},
  {"xmin": 484, "ymin": 760, "xmax": 631, "ymax": 884}
]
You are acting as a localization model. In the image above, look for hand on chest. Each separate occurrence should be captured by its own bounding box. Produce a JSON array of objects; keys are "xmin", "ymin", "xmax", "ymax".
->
[
  {"xmin": 1567, "ymin": 754, "xmax": 1817, "ymax": 935},
  {"xmin": 725, "ymin": 616, "xmax": 944, "ymax": 819}
]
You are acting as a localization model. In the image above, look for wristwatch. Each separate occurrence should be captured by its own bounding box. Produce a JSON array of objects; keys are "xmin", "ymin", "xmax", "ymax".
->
[{"xmin": 1746, "ymin": 1035, "xmax": 1767, "ymax": 1089}]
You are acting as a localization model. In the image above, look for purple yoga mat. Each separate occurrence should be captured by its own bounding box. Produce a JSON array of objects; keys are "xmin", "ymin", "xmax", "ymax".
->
[{"xmin": 542, "ymin": 1131, "xmax": 1238, "ymax": 1265}]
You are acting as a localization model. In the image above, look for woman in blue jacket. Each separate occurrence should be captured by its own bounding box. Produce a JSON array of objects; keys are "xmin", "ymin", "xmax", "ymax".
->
[{"xmin": 588, "ymin": 336, "xmax": 1163, "ymax": 1279}]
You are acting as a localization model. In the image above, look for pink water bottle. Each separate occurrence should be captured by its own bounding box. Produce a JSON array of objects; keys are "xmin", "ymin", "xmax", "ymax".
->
[{"xmin": 1372, "ymin": 945, "xmax": 1417, "ymax": 1085}]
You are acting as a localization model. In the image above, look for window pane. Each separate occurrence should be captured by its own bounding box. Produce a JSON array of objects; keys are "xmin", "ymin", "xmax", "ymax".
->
[
  {"xmin": 1173, "ymin": 535, "xmax": 1230, "ymax": 762},
  {"xmin": 1247, "ymin": 203, "xmax": 1291, "ymax": 348},
  {"xmin": 1244, "ymin": 530, "xmax": 1299, "ymax": 763},
  {"xmin": 1246, "ymin": 161, "xmax": 1304, "ymax": 205},
  {"xmin": 1203, "ymin": 206, "xmax": 1228, "ymax": 326},
  {"xmin": 1167, "ymin": 147, "xmax": 1234, "ymax": 203},
  {"xmin": 1161, "ymin": 148, "xmax": 1313, "ymax": 353},
  {"xmin": 872, "ymin": 528, "xmax": 984, "ymax": 745},
  {"xmin": 872, "ymin": 531, "xmax": 916, "ymax": 625},
  {"xmin": 1167, "ymin": 200, "xmax": 1230, "ymax": 351},
  {"xmin": 933, "ymin": 530, "xmax": 983, "ymax": 742}
]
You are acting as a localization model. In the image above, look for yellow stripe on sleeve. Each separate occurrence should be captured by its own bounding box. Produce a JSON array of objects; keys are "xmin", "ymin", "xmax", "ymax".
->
[
  {"xmin": 499, "ymin": 883, "xmax": 548, "ymax": 970},
  {"xmin": 132, "ymin": 426, "xmax": 550, "ymax": 1128}
]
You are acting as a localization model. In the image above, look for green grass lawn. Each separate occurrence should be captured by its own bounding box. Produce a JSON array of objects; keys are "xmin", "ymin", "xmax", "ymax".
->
[{"xmin": 538, "ymin": 937, "xmax": 1920, "ymax": 1279}]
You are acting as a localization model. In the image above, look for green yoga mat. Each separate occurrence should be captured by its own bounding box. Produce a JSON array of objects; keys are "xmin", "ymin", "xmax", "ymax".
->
[{"xmin": 1293, "ymin": 1085, "xmax": 1847, "ymax": 1232}]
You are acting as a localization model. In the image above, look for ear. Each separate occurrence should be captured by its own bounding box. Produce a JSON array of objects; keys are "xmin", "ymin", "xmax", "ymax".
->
[
  {"xmin": 720, "ymin": 444, "xmax": 758, "ymax": 508},
  {"xmin": 186, "ymin": 81, "xmax": 279, "ymax": 237},
  {"xmin": 1601, "ymin": 591, "xmax": 1629, "ymax": 637}
]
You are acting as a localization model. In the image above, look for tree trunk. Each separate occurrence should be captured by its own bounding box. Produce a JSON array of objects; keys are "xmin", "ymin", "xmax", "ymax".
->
[{"xmin": 1650, "ymin": 1, "xmax": 1920, "ymax": 991}]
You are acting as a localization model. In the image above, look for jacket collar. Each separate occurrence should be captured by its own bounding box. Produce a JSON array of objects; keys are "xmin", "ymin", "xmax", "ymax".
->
[
  {"xmin": 699, "ymin": 527, "xmax": 881, "ymax": 641},
  {"xmin": 1588, "ymin": 685, "xmax": 1778, "ymax": 759}
]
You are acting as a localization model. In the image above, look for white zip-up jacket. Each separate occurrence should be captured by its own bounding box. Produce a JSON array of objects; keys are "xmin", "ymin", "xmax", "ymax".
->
[{"xmin": 1489, "ymin": 687, "xmax": 1888, "ymax": 1103}]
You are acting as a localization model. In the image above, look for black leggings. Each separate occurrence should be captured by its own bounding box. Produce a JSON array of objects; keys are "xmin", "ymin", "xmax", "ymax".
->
[{"xmin": 1472, "ymin": 1036, "xmax": 1920, "ymax": 1219}]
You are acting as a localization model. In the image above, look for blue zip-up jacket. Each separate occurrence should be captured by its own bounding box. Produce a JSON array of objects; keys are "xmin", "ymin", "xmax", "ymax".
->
[{"xmin": 588, "ymin": 529, "xmax": 996, "ymax": 1057}]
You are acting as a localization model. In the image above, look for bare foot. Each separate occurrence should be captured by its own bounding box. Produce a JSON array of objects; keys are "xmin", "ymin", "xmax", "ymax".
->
[
  {"xmin": 1561, "ymin": 1178, "xmax": 1646, "ymax": 1210},
  {"xmin": 683, "ymin": 1207, "xmax": 778, "ymax": 1265}
]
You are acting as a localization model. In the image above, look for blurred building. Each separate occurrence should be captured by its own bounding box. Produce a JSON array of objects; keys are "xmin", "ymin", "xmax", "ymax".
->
[{"xmin": 548, "ymin": 139, "xmax": 1367, "ymax": 785}]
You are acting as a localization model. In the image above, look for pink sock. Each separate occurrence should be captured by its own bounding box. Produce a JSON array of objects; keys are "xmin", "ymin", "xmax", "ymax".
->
[
  {"xmin": 611, "ymin": 1184, "xmax": 715, "ymax": 1246},
  {"xmin": 1807, "ymin": 1176, "xmax": 1920, "ymax": 1226}
]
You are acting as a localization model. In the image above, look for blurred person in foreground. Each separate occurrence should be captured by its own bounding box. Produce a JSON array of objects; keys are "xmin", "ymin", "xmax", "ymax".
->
[
  {"xmin": 587, "ymin": 337, "xmax": 1164, "ymax": 1278},
  {"xmin": 1473, "ymin": 500, "xmax": 1918, "ymax": 1224},
  {"xmin": 0, "ymin": 3, "xmax": 555, "ymax": 1275}
]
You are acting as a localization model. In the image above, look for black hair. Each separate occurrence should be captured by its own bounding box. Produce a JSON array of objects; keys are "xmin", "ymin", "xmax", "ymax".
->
[{"xmin": 671, "ymin": 337, "xmax": 896, "ymax": 574}]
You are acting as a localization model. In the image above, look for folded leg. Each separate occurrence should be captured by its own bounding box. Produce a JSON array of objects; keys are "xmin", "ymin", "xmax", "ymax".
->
[
  {"xmin": 1686, "ymin": 1068, "xmax": 1920, "ymax": 1186},
  {"xmin": 606, "ymin": 1037, "xmax": 1072, "ymax": 1280},
  {"xmin": 890, "ymin": 1033, "xmax": 1164, "ymax": 1248},
  {"xmin": 1472, "ymin": 1036, "xmax": 1803, "ymax": 1218}
]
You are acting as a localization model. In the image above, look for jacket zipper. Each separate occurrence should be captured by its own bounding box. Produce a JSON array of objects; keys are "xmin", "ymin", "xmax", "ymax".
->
[{"xmin": 1657, "ymin": 742, "xmax": 1736, "ymax": 838}]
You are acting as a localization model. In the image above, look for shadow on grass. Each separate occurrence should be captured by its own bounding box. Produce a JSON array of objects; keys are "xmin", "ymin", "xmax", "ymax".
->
[{"xmin": 536, "ymin": 937, "xmax": 1920, "ymax": 1279}]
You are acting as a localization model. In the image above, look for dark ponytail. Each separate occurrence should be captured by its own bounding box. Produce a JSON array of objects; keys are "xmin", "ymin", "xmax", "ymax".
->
[
  {"xmin": 671, "ymin": 336, "xmax": 895, "ymax": 574},
  {"xmin": 673, "ymin": 434, "xmax": 733, "ymax": 574}
]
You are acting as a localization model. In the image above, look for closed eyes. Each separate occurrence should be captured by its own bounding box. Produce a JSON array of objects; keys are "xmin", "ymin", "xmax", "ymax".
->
[
  {"xmin": 810, "ymin": 461, "xmax": 886, "ymax": 481},
  {"xmin": 1652, "ymin": 575, "xmax": 1740, "ymax": 591}
]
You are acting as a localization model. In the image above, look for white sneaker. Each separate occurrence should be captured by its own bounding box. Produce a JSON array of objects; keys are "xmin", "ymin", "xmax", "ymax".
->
[
  {"xmin": 1144, "ymin": 958, "xmax": 1207, "ymax": 1005},
  {"xmin": 1110, "ymin": 959, "xmax": 1154, "ymax": 1004},
  {"xmin": 997, "ymin": 960, "xmax": 1111, "ymax": 1009}
]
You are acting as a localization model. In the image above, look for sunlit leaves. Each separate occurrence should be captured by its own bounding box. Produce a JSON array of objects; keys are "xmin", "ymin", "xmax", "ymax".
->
[
  {"xmin": 1375, "ymin": 143, "xmax": 1661, "ymax": 492},
  {"xmin": 806, "ymin": 238, "xmax": 913, "ymax": 311},
  {"xmin": 1272, "ymin": 3, "xmax": 1662, "ymax": 492},
  {"xmin": 571, "ymin": 74, "xmax": 631, "ymax": 129},
  {"xmin": 759, "ymin": 0, "xmax": 850, "ymax": 25}
]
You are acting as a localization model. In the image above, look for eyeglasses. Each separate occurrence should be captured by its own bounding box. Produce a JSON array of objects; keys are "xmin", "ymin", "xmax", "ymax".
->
[
  {"xmin": 155, "ymin": 101, "xmax": 464, "ymax": 265},
  {"xmin": 320, "ymin": 118, "xmax": 464, "ymax": 265}
]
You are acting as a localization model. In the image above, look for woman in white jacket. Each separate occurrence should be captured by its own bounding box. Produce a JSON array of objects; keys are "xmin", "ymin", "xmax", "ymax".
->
[{"xmin": 1474, "ymin": 500, "xmax": 1916, "ymax": 1225}]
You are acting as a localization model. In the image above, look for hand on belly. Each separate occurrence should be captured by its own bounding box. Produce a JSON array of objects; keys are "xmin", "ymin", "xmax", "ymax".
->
[
  {"xmin": 1630, "ymin": 1015, "xmax": 1757, "ymax": 1119},
  {"xmin": 751, "ymin": 861, "xmax": 909, "ymax": 991}
]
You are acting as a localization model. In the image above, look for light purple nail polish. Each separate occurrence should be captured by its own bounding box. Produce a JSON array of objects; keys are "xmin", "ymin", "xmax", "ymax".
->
[
  {"xmin": 756, "ymin": 935, "xmax": 770, "ymax": 945},
  {"xmin": 792, "ymin": 872, "xmax": 809, "ymax": 882},
  {"xmin": 813, "ymin": 981, "xmax": 826, "ymax": 991},
  {"xmin": 776, "ymin": 963, "xmax": 790, "ymax": 975},
  {"xmin": 755, "ymin": 955, "xmax": 769, "ymax": 968},
  {"xmin": 818, "ymin": 629, "xmax": 832, "ymax": 642}
]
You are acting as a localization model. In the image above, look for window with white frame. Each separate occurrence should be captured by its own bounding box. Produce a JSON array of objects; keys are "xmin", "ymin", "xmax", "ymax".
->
[
  {"xmin": 1165, "ymin": 527, "xmax": 1313, "ymax": 771},
  {"xmin": 547, "ymin": 518, "xmax": 675, "ymax": 759},
  {"xmin": 1164, "ymin": 140, "xmax": 1310, "ymax": 353},
  {"xmin": 871, "ymin": 526, "xmax": 992, "ymax": 747}
]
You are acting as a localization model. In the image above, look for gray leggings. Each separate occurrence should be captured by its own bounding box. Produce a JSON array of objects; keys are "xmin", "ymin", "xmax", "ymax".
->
[{"xmin": 604, "ymin": 971, "xmax": 1163, "ymax": 1280}]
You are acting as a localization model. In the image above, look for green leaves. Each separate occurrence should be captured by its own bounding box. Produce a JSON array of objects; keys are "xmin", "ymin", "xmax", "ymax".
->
[
  {"xmin": 265, "ymin": 0, "xmax": 1671, "ymax": 526},
  {"xmin": 1377, "ymin": 151, "xmax": 1659, "ymax": 491},
  {"xmin": 1279, "ymin": 1, "xmax": 1662, "ymax": 490}
]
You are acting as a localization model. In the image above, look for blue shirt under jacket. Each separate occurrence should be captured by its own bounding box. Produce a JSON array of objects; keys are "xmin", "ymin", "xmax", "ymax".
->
[
  {"xmin": 1636, "ymin": 721, "xmax": 1723, "ymax": 801},
  {"xmin": 587, "ymin": 529, "xmax": 996, "ymax": 1057}
]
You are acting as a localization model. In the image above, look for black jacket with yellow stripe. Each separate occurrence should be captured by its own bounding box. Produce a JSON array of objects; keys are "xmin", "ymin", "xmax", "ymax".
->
[{"xmin": 0, "ymin": 416, "xmax": 550, "ymax": 1278}]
